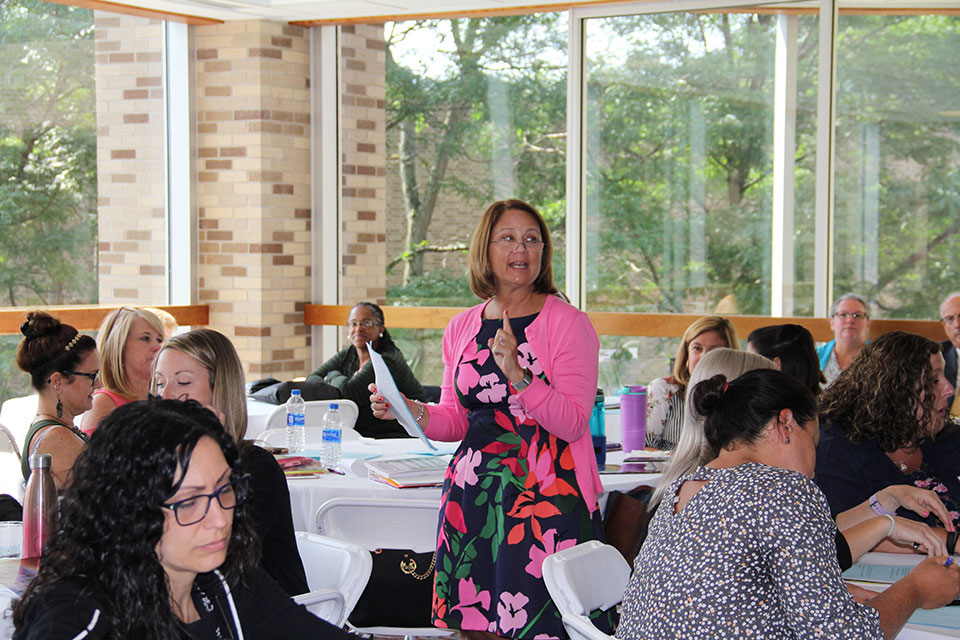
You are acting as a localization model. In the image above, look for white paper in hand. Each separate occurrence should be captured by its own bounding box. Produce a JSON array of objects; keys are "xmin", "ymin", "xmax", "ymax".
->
[{"xmin": 368, "ymin": 343, "xmax": 436, "ymax": 451}]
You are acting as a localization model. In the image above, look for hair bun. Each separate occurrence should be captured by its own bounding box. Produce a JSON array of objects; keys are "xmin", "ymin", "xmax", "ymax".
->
[
  {"xmin": 691, "ymin": 374, "xmax": 729, "ymax": 417},
  {"xmin": 21, "ymin": 311, "xmax": 61, "ymax": 340}
]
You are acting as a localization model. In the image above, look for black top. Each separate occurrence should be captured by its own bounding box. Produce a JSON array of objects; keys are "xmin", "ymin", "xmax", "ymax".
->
[
  {"xmin": 13, "ymin": 568, "xmax": 354, "ymax": 640},
  {"xmin": 942, "ymin": 339, "xmax": 957, "ymax": 408},
  {"xmin": 307, "ymin": 337, "xmax": 425, "ymax": 438},
  {"xmin": 815, "ymin": 422, "xmax": 960, "ymax": 529},
  {"xmin": 242, "ymin": 443, "xmax": 308, "ymax": 596}
]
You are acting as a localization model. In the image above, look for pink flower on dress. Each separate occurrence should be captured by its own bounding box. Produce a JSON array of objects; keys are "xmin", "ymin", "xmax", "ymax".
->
[
  {"xmin": 915, "ymin": 479, "xmax": 932, "ymax": 488},
  {"xmin": 507, "ymin": 394, "xmax": 529, "ymax": 422},
  {"xmin": 525, "ymin": 528, "xmax": 576, "ymax": 578},
  {"xmin": 934, "ymin": 483, "xmax": 948, "ymax": 493},
  {"xmin": 497, "ymin": 591, "xmax": 529, "ymax": 634},
  {"xmin": 455, "ymin": 449, "xmax": 482, "ymax": 489},
  {"xmin": 949, "ymin": 511, "xmax": 959, "ymax": 522},
  {"xmin": 517, "ymin": 343, "xmax": 542, "ymax": 376},
  {"xmin": 526, "ymin": 444, "xmax": 556, "ymax": 492},
  {"xmin": 477, "ymin": 373, "xmax": 508, "ymax": 403},
  {"xmin": 450, "ymin": 578, "xmax": 491, "ymax": 630},
  {"xmin": 534, "ymin": 635, "xmax": 560, "ymax": 640}
]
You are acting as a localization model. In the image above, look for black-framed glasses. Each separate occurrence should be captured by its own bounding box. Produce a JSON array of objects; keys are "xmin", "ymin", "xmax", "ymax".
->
[
  {"xmin": 489, "ymin": 236, "xmax": 544, "ymax": 252},
  {"xmin": 346, "ymin": 319, "xmax": 380, "ymax": 329},
  {"xmin": 62, "ymin": 370, "xmax": 99, "ymax": 385},
  {"xmin": 162, "ymin": 475, "xmax": 249, "ymax": 526}
]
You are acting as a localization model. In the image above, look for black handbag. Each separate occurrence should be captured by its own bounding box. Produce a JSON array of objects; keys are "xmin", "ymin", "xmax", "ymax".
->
[
  {"xmin": 602, "ymin": 485, "xmax": 655, "ymax": 564},
  {"xmin": 347, "ymin": 548, "xmax": 435, "ymax": 628}
]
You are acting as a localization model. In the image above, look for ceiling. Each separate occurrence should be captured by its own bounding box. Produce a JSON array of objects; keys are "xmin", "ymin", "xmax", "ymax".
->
[{"xmin": 113, "ymin": 0, "xmax": 602, "ymax": 23}]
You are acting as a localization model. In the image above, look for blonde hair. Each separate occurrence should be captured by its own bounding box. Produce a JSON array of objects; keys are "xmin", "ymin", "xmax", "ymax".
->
[
  {"xmin": 671, "ymin": 316, "xmax": 740, "ymax": 387},
  {"xmin": 143, "ymin": 307, "xmax": 179, "ymax": 339},
  {"xmin": 97, "ymin": 307, "xmax": 166, "ymax": 400},
  {"xmin": 154, "ymin": 329, "xmax": 248, "ymax": 444},
  {"xmin": 468, "ymin": 199, "xmax": 558, "ymax": 300},
  {"xmin": 650, "ymin": 348, "xmax": 775, "ymax": 508}
]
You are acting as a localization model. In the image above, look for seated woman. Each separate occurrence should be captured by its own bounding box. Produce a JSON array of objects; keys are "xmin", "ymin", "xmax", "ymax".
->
[
  {"xmin": 817, "ymin": 331, "xmax": 960, "ymax": 546},
  {"xmin": 16, "ymin": 312, "xmax": 99, "ymax": 490},
  {"xmin": 154, "ymin": 329, "xmax": 308, "ymax": 596},
  {"xmin": 307, "ymin": 302, "xmax": 425, "ymax": 438},
  {"xmin": 747, "ymin": 323, "xmax": 825, "ymax": 396},
  {"xmin": 12, "ymin": 399, "xmax": 351, "ymax": 639},
  {"xmin": 81, "ymin": 307, "xmax": 165, "ymax": 435},
  {"xmin": 652, "ymin": 348, "xmax": 949, "ymax": 570},
  {"xmin": 645, "ymin": 316, "xmax": 738, "ymax": 450},
  {"xmin": 616, "ymin": 369, "xmax": 960, "ymax": 640}
]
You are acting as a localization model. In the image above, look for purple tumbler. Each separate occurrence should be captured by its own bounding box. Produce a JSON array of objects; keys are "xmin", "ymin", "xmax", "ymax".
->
[{"xmin": 620, "ymin": 386, "xmax": 647, "ymax": 453}]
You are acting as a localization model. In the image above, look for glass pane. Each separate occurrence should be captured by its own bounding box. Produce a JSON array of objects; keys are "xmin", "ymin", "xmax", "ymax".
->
[
  {"xmin": 583, "ymin": 10, "xmax": 819, "ymax": 315},
  {"xmin": 832, "ymin": 14, "xmax": 960, "ymax": 319},
  {"xmin": 383, "ymin": 15, "xmax": 569, "ymax": 307}
]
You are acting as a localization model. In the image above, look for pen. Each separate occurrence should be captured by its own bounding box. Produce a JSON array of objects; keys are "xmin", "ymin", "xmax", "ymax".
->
[
  {"xmin": 326, "ymin": 467, "xmax": 345, "ymax": 475},
  {"xmin": 946, "ymin": 557, "xmax": 955, "ymax": 568}
]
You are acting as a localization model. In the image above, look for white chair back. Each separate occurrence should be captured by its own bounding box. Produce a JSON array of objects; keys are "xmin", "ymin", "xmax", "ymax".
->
[
  {"xmin": 293, "ymin": 531, "xmax": 372, "ymax": 626},
  {"xmin": 0, "ymin": 395, "xmax": 38, "ymax": 454},
  {"xmin": 0, "ymin": 423, "xmax": 24, "ymax": 502},
  {"xmin": 542, "ymin": 541, "xmax": 630, "ymax": 640},
  {"xmin": 262, "ymin": 400, "xmax": 360, "ymax": 441},
  {"xmin": 316, "ymin": 497, "xmax": 439, "ymax": 553}
]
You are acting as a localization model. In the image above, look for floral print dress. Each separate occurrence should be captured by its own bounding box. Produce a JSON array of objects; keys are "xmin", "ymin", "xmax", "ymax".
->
[
  {"xmin": 911, "ymin": 463, "xmax": 960, "ymax": 528},
  {"xmin": 432, "ymin": 313, "xmax": 609, "ymax": 639}
]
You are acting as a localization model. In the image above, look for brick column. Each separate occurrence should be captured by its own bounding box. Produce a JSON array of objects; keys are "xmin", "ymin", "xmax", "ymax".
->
[
  {"xmin": 195, "ymin": 21, "xmax": 312, "ymax": 378},
  {"xmin": 340, "ymin": 25, "xmax": 387, "ymax": 306},
  {"xmin": 94, "ymin": 14, "xmax": 167, "ymax": 304}
]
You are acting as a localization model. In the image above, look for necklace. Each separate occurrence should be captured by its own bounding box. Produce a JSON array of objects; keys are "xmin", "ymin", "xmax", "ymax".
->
[
  {"xmin": 889, "ymin": 447, "xmax": 919, "ymax": 473},
  {"xmin": 34, "ymin": 413, "xmax": 90, "ymax": 442}
]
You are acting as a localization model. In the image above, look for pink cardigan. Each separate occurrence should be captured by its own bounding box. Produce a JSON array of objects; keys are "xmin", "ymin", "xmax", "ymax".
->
[{"xmin": 424, "ymin": 294, "xmax": 604, "ymax": 512}]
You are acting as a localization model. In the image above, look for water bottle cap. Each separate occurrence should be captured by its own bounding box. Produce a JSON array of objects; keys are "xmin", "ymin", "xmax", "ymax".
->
[
  {"xmin": 29, "ymin": 453, "xmax": 52, "ymax": 470},
  {"xmin": 329, "ymin": 403, "xmax": 338, "ymax": 410},
  {"xmin": 290, "ymin": 389, "xmax": 301, "ymax": 396}
]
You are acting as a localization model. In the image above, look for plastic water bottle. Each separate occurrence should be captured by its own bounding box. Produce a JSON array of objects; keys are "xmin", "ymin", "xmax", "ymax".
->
[
  {"xmin": 23, "ymin": 453, "xmax": 58, "ymax": 558},
  {"xmin": 320, "ymin": 403, "xmax": 343, "ymax": 470},
  {"xmin": 285, "ymin": 389, "xmax": 306, "ymax": 453}
]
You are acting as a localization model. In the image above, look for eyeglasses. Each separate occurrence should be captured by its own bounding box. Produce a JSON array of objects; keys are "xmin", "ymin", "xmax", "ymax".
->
[
  {"xmin": 162, "ymin": 476, "xmax": 248, "ymax": 526},
  {"xmin": 942, "ymin": 315, "xmax": 960, "ymax": 326},
  {"xmin": 832, "ymin": 312, "xmax": 868, "ymax": 321},
  {"xmin": 489, "ymin": 235, "xmax": 544, "ymax": 252},
  {"xmin": 62, "ymin": 370, "xmax": 99, "ymax": 385},
  {"xmin": 346, "ymin": 319, "xmax": 381, "ymax": 329}
]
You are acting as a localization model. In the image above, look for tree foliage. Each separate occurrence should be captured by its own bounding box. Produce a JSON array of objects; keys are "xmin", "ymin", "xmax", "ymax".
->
[{"xmin": 0, "ymin": 0, "xmax": 98, "ymax": 309}]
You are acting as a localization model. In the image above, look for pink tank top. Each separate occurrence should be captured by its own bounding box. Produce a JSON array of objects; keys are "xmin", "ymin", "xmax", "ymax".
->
[{"xmin": 82, "ymin": 389, "xmax": 132, "ymax": 436}]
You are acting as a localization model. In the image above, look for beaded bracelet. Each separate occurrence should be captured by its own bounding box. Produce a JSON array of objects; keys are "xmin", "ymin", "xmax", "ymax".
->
[{"xmin": 413, "ymin": 399, "xmax": 425, "ymax": 424}]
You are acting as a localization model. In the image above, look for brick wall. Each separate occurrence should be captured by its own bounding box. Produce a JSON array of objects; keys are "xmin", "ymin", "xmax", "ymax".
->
[
  {"xmin": 340, "ymin": 25, "xmax": 388, "ymax": 307},
  {"xmin": 95, "ymin": 13, "xmax": 167, "ymax": 304},
  {"xmin": 195, "ymin": 21, "xmax": 312, "ymax": 378}
]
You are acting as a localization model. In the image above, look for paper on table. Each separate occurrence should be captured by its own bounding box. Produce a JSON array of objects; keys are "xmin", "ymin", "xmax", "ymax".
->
[
  {"xmin": 369, "ymin": 343, "xmax": 437, "ymax": 451},
  {"xmin": 842, "ymin": 564, "xmax": 912, "ymax": 584},
  {"xmin": 908, "ymin": 606, "xmax": 960, "ymax": 630}
]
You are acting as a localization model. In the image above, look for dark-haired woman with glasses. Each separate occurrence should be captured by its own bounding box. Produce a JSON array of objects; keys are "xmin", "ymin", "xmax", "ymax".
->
[
  {"xmin": 16, "ymin": 311, "xmax": 99, "ymax": 491},
  {"xmin": 306, "ymin": 301, "xmax": 424, "ymax": 438},
  {"xmin": 13, "ymin": 399, "xmax": 353, "ymax": 640}
]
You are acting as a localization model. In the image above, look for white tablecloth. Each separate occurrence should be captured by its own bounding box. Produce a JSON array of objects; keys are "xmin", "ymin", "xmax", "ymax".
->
[{"xmin": 285, "ymin": 437, "xmax": 660, "ymax": 533}]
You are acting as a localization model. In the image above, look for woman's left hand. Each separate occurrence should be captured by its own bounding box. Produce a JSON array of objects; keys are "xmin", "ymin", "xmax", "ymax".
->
[{"xmin": 487, "ymin": 310, "xmax": 524, "ymax": 384}]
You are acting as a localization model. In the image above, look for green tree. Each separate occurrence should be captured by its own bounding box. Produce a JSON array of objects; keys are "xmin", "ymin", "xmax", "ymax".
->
[{"xmin": 0, "ymin": 0, "xmax": 98, "ymax": 308}]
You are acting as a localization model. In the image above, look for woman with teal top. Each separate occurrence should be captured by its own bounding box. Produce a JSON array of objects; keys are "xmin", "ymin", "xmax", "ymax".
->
[{"xmin": 16, "ymin": 312, "xmax": 98, "ymax": 490}]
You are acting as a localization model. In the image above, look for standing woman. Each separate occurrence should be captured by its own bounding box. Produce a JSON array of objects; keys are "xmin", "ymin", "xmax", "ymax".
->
[
  {"xmin": 16, "ymin": 312, "xmax": 99, "ymax": 491},
  {"xmin": 645, "ymin": 316, "xmax": 739, "ymax": 450},
  {"xmin": 153, "ymin": 329, "xmax": 308, "ymax": 596},
  {"xmin": 371, "ymin": 199, "xmax": 607, "ymax": 640},
  {"xmin": 81, "ymin": 307, "xmax": 164, "ymax": 435},
  {"xmin": 307, "ymin": 301, "xmax": 424, "ymax": 438}
]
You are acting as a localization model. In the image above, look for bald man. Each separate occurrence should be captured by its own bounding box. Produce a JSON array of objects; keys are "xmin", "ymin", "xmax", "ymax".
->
[{"xmin": 939, "ymin": 292, "xmax": 960, "ymax": 413}]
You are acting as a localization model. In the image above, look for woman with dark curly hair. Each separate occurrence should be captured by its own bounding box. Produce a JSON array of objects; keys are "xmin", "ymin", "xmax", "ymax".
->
[
  {"xmin": 816, "ymin": 331, "xmax": 960, "ymax": 541},
  {"xmin": 12, "ymin": 399, "xmax": 352, "ymax": 640}
]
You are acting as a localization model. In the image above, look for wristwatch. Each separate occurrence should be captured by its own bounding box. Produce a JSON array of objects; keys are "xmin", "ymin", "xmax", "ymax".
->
[{"xmin": 513, "ymin": 369, "xmax": 533, "ymax": 392}]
